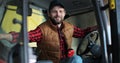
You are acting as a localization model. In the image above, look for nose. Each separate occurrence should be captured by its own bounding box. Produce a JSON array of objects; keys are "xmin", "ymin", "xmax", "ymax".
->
[{"xmin": 56, "ymin": 11, "xmax": 60, "ymax": 16}]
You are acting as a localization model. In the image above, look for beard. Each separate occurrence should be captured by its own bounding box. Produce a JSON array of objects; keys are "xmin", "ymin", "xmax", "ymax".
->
[{"xmin": 50, "ymin": 17, "xmax": 63, "ymax": 25}]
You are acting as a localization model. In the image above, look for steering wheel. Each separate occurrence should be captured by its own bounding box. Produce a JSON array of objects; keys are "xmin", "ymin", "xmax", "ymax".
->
[{"xmin": 77, "ymin": 30, "xmax": 100, "ymax": 58}]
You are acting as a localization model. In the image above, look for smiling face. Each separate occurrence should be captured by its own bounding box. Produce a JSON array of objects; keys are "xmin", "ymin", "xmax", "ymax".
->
[{"xmin": 48, "ymin": 6, "xmax": 66, "ymax": 25}]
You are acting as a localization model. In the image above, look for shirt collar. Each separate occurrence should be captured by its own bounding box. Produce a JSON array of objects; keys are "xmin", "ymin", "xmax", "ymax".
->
[{"xmin": 48, "ymin": 19, "xmax": 64, "ymax": 31}]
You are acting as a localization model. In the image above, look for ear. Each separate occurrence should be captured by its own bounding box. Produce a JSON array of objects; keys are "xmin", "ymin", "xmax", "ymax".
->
[
  {"xmin": 47, "ymin": 10, "xmax": 51, "ymax": 17},
  {"xmin": 42, "ymin": 10, "xmax": 49, "ymax": 18},
  {"xmin": 64, "ymin": 14, "xmax": 70, "ymax": 19}
]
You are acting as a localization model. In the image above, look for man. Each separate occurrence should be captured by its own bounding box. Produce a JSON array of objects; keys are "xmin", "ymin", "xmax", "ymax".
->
[{"xmin": 0, "ymin": 0, "xmax": 97, "ymax": 63}]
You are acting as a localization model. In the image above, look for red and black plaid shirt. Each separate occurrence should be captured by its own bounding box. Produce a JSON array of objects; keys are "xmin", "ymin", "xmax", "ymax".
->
[{"xmin": 11, "ymin": 25, "xmax": 95, "ymax": 59}]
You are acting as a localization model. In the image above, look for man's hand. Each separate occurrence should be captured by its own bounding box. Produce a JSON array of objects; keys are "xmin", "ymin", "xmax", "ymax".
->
[{"xmin": 91, "ymin": 25, "xmax": 98, "ymax": 31}]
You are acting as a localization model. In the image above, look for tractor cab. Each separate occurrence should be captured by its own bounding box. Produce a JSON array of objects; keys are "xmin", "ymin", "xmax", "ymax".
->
[{"xmin": 0, "ymin": 0, "xmax": 120, "ymax": 63}]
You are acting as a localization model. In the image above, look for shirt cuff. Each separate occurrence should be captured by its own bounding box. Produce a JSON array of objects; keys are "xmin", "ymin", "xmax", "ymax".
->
[{"xmin": 9, "ymin": 31, "xmax": 19, "ymax": 43}]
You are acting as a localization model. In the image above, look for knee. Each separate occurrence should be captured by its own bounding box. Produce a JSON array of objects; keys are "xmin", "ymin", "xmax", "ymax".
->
[
  {"xmin": 73, "ymin": 55, "xmax": 82, "ymax": 60},
  {"xmin": 72, "ymin": 55, "xmax": 83, "ymax": 63}
]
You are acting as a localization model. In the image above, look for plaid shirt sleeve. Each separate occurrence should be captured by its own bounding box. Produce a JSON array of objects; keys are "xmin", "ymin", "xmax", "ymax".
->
[
  {"xmin": 73, "ymin": 25, "xmax": 97, "ymax": 38},
  {"xmin": 10, "ymin": 26, "xmax": 42, "ymax": 43},
  {"xmin": 28, "ymin": 26, "xmax": 42, "ymax": 42}
]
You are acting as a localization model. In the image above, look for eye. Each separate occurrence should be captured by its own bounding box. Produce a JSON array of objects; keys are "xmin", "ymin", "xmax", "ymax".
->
[
  {"xmin": 51, "ymin": 10, "xmax": 57, "ymax": 14},
  {"xmin": 59, "ymin": 10, "xmax": 64, "ymax": 13}
]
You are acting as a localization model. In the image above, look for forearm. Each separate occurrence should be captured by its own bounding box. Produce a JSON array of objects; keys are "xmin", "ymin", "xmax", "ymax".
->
[
  {"xmin": 0, "ymin": 34, "xmax": 13, "ymax": 42},
  {"xmin": 73, "ymin": 25, "xmax": 98, "ymax": 38}
]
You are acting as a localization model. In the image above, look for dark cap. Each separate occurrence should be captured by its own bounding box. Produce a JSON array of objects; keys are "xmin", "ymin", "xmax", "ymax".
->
[{"xmin": 48, "ymin": 0, "xmax": 65, "ymax": 12}]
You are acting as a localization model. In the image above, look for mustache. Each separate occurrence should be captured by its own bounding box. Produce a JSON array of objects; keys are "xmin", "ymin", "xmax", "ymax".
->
[{"xmin": 54, "ymin": 16, "xmax": 61, "ymax": 18}]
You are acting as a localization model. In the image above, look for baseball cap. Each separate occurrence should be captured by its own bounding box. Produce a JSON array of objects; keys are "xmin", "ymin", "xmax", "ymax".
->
[{"xmin": 48, "ymin": 0, "xmax": 65, "ymax": 12}]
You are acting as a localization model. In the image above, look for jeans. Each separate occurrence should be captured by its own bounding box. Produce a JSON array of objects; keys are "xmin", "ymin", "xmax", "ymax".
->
[{"xmin": 60, "ymin": 55, "xmax": 82, "ymax": 63}]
